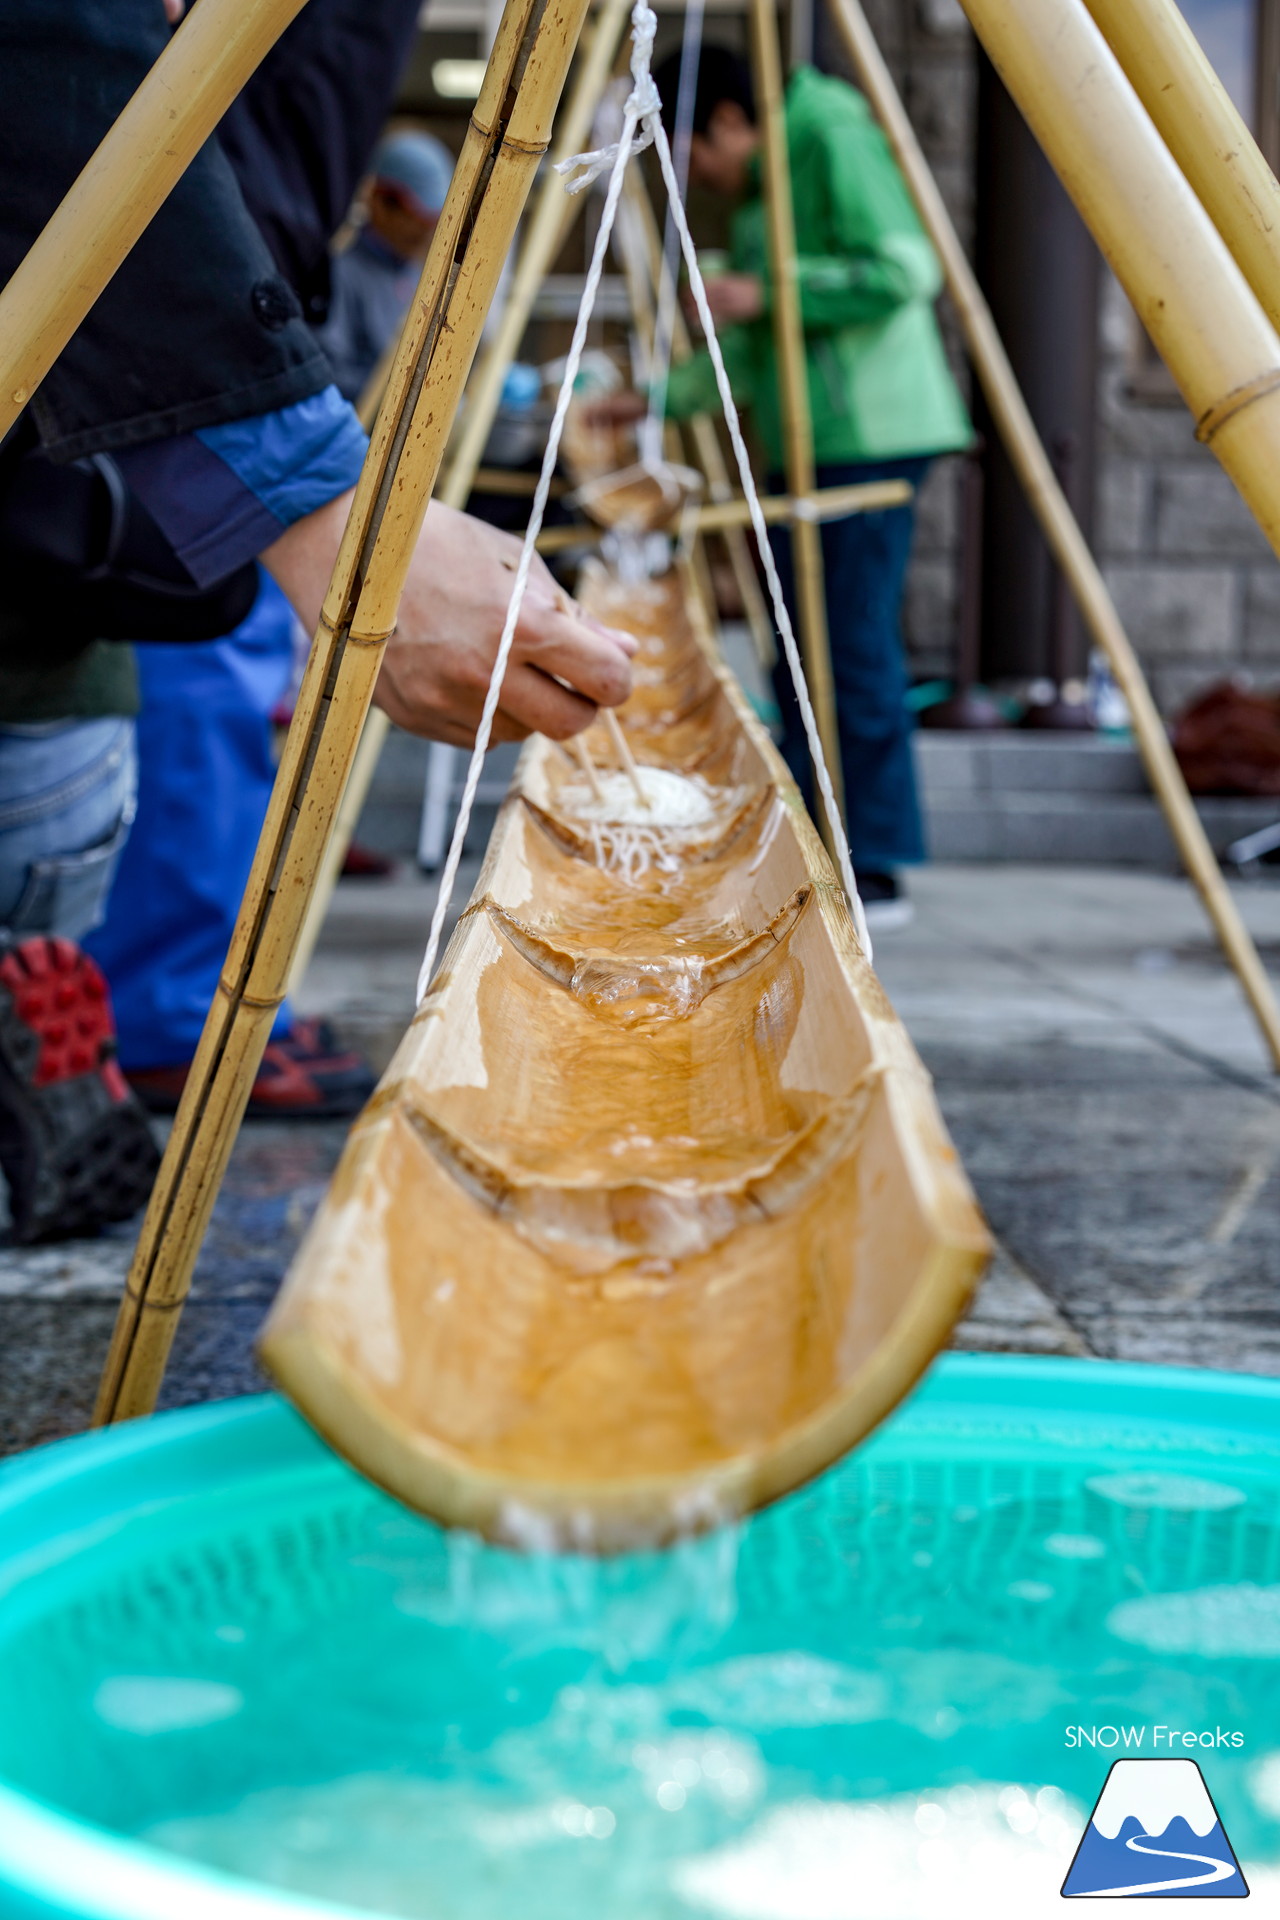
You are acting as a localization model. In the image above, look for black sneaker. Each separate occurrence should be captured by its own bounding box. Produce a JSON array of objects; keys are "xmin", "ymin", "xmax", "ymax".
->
[
  {"xmin": 0, "ymin": 936, "xmax": 160, "ymax": 1243},
  {"xmin": 858, "ymin": 871, "xmax": 914, "ymax": 932}
]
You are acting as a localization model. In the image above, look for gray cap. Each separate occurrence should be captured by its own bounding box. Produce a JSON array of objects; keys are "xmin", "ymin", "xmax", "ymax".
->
[{"xmin": 372, "ymin": 130, "xmax": 455, "ymax": 218}]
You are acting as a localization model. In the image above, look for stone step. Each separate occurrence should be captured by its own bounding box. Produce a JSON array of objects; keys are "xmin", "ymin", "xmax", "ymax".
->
[
  {"xmin": 355, "ymin": 724, "xmax": 1280, "ymax": 870},
  {"xmin": 917, "ymin": 731, "xmax": 1279, "ymax": 864}
]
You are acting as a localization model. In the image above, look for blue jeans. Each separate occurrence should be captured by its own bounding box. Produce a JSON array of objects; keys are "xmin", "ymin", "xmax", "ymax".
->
[
  {"xmin": 769, "ymin": 456, "xmax": 929, "ymax": 871},
  {"xmin": 0, "ymin": 718, "xmax": 137, "ymax": 941},
  {"xmin": 87, "ymin": 574, "xmax": 297, "ymax": 1071}
]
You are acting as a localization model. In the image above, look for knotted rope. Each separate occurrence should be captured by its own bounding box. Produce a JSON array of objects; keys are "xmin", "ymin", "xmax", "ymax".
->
[{"xmin": 417, "ymin": 0, "xmax": 866, "ymax": 1005}]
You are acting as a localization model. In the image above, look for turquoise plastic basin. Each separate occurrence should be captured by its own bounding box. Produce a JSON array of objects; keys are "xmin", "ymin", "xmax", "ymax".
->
[{"xmin": 2, "ymin": 1355, "xmax": 1279, "ymax": 1919}]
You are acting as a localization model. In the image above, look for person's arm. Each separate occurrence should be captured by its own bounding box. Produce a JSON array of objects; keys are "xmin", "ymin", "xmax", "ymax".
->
[
  {"xmin": 763, "ymin": 114, "xmax": 944, "ymax": 334},
  {"xmin": 661, "ymin": 322, "xmax": 759, "ymax": 424},
  {"xmin": 118, "ymin": 385, "xmax": 634, "ymax": 743},
  {"xmin": 113, "ymin": 385, "xmax": 368, "ymax": 588},
  {"xmin": 787, "ymin": 233, "xmax": 942, "ymax": 332},
  {"xmin": 264, "ymin": 492, "xmax": 635, "ymax": 746}
]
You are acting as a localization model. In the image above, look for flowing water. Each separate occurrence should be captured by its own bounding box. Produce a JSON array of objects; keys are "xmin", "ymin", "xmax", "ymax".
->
[{"xmin": 4, "ymin": 1408, "xmax": 1280, "ymax": 1918}]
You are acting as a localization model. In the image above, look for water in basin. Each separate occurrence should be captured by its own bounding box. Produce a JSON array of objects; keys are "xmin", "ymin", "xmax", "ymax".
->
[{"xmin": 2, "ymin": 1359, "xmax": 1280, "ymax": 1917}]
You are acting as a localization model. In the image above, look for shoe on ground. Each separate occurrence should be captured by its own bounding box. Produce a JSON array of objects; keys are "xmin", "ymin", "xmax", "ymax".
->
[
  {"xmin": 129, "ymin": 1016, "xmax": 376, "ymax": 1120},
  {"xmin": 0, "ymin": 937, "xmax": 160, "ymax": 1243},
  {"xmin": 340, "ymin": 840, "xmax": 396, "ymax": 879},
  {"xmin": 858, "ymin": 870, "xmax": 914, "ymax": 932}
]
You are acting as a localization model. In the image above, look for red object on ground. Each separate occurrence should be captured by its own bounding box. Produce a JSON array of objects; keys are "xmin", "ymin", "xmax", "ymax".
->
[
  {"xmin": 0, "ymin": 938, "xmax": 159, "ymax": 1242},
  {"xmin": 1172, "ymin": 680, "xmax": 1280, "ymax": 796},
  {"xmin": 0, "ymin": 938, "xmax": 128, "ymax": 1097},
  {"xmin": 341, "ymin": 841, "xmax": 396, "ymax": 879}
]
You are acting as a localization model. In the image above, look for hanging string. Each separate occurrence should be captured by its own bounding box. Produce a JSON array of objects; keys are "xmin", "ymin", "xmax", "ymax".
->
[
  {"xmin": 642, "ymin": 0, "xmax": 704, "ymax": 465},
  {"xmin": 416, "ymin": 0, "xmax": 867, "ymax": 1005},
  {"xmin": 556, "ymin": 3, "xmax": 659, "ymax": 194},
  {"xmin": 415, "ymin": 11, "xmax": 653, "ymax": 1004},
  {"xmin": 644, "ymin": 77, "xmax": 868, "ymax": 952}
]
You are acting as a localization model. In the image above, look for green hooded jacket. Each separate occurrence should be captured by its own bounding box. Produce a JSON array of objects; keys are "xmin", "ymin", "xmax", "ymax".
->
[{"xmin": 664, "ymin": 67, "xmax": 971, "ymax": 469}]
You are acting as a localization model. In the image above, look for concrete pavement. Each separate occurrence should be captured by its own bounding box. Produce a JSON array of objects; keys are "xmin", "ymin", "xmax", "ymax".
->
[{"xmin": 2, "ymin": 862, "xmax": 1278, "ymax": 1455}]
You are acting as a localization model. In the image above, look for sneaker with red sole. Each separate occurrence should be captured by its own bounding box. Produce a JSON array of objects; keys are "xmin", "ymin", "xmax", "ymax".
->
[
  {"xmin": 0, "ymin": 937, "xmax": 161, "ymax": 1243},
  {"xmin": 129, "ymin": 1016, "xmax": 376, "ymax": 1120}
]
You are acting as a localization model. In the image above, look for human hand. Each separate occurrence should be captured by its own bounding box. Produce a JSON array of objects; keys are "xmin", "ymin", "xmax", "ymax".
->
[
  {"xmin": 263, "ymin": 495, "xmax": 636, "ymax": 747},
  {"xmin": 378, "ymin": 503, "xmax": 635, "ymax": 743},
  {"xmin": 162, "ymin": 0, "xmax": 185, "ymax": 20},
  {"xmin": 683, "ymin": 272, "xmax": 764, "ymax": 325}
]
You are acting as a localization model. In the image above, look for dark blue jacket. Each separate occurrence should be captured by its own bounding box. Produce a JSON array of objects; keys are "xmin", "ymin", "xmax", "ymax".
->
[
  {"xmin": 0, "ymin": 0, "xmax": 331, "ymax": 460},
  {"xmin": 219, "ymin": 0, "xmax": 423, "ymax": 326}
]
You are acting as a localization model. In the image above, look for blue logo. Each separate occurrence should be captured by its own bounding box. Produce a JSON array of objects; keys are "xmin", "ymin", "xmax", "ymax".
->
[{"xmin": 1062, "ymin": 1758, "xmax": 1248, "ymax": 1897}]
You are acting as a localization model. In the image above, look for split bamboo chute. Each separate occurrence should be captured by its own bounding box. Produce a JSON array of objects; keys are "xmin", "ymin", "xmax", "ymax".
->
[
  {"xmin": 2, "ymin": 0, "xmax": 1268, "ymax": 1500},
  {"xmin": 829, "ymin": 0, "xmax": 1280, "ymax": 1072},
  {"xmin": 93, "ymin": 0, "xmax": 595, "ymax": 1424},
  {"xmin": 260, "ymin": 564, "xmax": 990, "ymax": 1548},
  {"xmin": 622, "ymin": 168, "xmax": 778, "ymax": 668}
]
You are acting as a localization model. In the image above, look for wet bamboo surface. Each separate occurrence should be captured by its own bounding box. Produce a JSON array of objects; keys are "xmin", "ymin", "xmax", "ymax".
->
[{"xmin": 261, "ymin": 568, "xmax": 990, "ymax": 1549}]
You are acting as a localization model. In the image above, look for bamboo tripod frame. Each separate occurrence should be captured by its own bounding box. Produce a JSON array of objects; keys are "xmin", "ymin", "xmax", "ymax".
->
[
  {"xmin": 2, "ymin": 0, "xmax": 1268, "ymax": 1429},
  {"xmin": 287, "ymin": 2, "xmax": 803, "ymax": 992},
  {"xmin": 90, "ymin": 0, "xmax": 593, "ymax": 1424},
  {"xmin": 284, "ymin": 0, "xmax": 633, "ymax": 995},
  {"xmin": 533, "ymin": 476, "xmax": 913, "ymax": 551},
  {"xmin": 749, "ymin": 0, "xmax": 845, "ymax": 832},
  {"xmin": 827, "ymin": 0, "xmax": 1280, "ymax": 1071}
]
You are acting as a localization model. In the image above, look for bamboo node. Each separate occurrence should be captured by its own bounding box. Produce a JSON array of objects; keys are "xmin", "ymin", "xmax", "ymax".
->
[
  {"xmin": 499, "ymin": 135, "xmax": 553, "ymax": 157},
  {"xmin": 121, "ymin": 1284, "xmax": 190, "ymax": 1313},
  {"xmin": 219, "ymin": 979, "xmax": 288, "ymax": 1011},
  {"xmin": 1195, "ymin": 366, "xmax": 1280, "ymax": 442}
]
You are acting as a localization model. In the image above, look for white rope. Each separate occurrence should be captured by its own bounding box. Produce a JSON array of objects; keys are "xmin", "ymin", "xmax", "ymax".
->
[
  {"xmin": 645, "ymin": 109, "xmax": 869, "ymax": 954},
  {"xmin": 556, "ymin": 2, "xmax": 659, "ymax": 194},
  {"xmin": 642, "ymin": 0, "xmax": 704, "ymax": 464},
  {"xmin": 416, "ymin": 0, "xmax": 867, "ymax": 1005},
  {"xmin": 415, "ymin": 12, "xmax": 651, "ymax": 1004}
]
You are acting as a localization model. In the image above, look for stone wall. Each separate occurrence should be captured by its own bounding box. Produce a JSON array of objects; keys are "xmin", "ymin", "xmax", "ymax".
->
[
  {"xmin": 1096, "ymin": 274, "xmax": 1280, "ymax": 715},
  {"xmin": 846, "ymin": 0, "xmax": 1280, "ymax": 712}
]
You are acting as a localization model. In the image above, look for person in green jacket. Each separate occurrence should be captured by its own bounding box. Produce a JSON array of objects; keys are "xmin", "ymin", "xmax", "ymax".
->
[{"xmin": 651, "ymin": 48, "xmax": 971, "ymax": 923}]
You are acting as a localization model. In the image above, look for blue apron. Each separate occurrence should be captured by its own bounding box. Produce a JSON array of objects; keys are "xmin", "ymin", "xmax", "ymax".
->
[{"xmin": 87, "ymin": 573, "xmax": 297, "ymax": 1070}]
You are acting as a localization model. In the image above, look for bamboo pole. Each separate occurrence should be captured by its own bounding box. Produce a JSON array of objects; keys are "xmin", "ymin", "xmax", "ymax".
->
[
  {"xmin": 826, "ymin": 0, "xmax": 1280, "ymax": 1070},
  {"xmin": 954, "ymin": 0, "xmax": 1280, "ymax": 583},
  {"xmin": 94, "ymin": 0, "xmax": 594, "ymax": 1424},
  {"xmin": 0, "ymin": 0, "xmax": 310, "ymax": 440},
  {"xmin": 1082, "ymin": 0, "xmax": 1280, "ymax": 334},
  {"xmin": 749, "ymin": 0, "xmax": 845, "ymax": 832},
  {"xmin": 284, "ymin": 0, "xmax": 631, "ymax": 998},
  {"xmin": 534, "ymin": 475, "xmax": 912, "ymax": 550},
  {"xmin": 441, "ymin": 0, "xmax": 633, "ymax": 507},
  {"xmin": 281, "ymin": 335, "xmax": 409, "ymax": 997}
]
